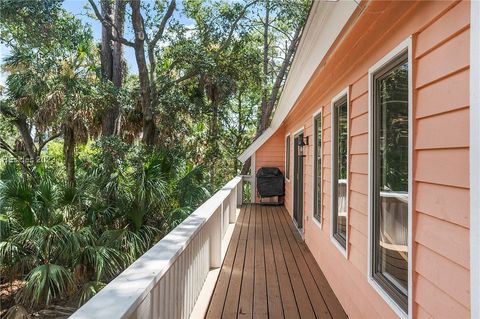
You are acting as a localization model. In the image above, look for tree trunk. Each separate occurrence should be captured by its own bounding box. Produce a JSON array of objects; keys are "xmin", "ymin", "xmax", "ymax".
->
[
  {"xmin": 63, "ymin": 123, "xmax": 76, "ymax": 187},
  {"xmin": 101, "ymin": 0, "xmax": 125, "ymax": 137},
  {"xmin": 264, "ymin": 22, "xmax": 302, "ymax": 124},
  {"xmin": 111, "ymin": 0, "xmax": 126, "ymax": 135},
  {"xmin": 234, "ymin": 91, "xmax": 243, "ymax": 173},
  {"xmin": 100, "ymin": 0, "xmax": 113, "ymax": 81},
  {"xmin": 241, "ymin": 5, "xmax": 304, "ymax": 174},
  {"xmin": 241, "ymin": 157, "xmax": 251, "ymax": 175},
  {"xmin": 259, "ymin": 0, "xmax": 269, "ymax": 132},
  {"xmin": 130, "ymin": 0, "xmax": 155, "ymax": 145},
  {"xmin": 13, "ymin": 116, "xmax": 37, "ymax": 163},
  {"xmin": 210, "ymin": 99, "xmax": 219, "ymax": 184}
]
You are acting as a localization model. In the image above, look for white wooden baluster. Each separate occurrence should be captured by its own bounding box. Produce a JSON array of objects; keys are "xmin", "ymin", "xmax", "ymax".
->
[{"xmin": 237, "ymin": 182, "xmax": 242, "ymax": 206}]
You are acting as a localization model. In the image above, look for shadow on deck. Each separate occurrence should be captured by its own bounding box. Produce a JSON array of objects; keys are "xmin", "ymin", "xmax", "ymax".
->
[{"xmin": 206, "ymin": 204, "xmax": 348, "ymax": 319}]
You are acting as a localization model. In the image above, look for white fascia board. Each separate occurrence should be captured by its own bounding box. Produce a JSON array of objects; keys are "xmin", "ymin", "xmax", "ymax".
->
[{"xmin": 237, "ymin": 0, "xmax": 357, "ymax": 163}]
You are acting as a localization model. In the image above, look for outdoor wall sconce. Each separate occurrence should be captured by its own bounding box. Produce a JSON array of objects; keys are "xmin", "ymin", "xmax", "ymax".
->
[{"xmin": 297, "ymin": 136, "xmax": 309, "ymax": 157}]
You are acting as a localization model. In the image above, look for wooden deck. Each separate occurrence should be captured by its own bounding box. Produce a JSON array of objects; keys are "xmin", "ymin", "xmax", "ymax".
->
[{"xmin": 206, "ymin": 204, "xmax": 347, "ymax": 319}]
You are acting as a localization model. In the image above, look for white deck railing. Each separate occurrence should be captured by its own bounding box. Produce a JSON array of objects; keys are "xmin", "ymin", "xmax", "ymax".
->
[{"xmin": 70, "ymin": 176, "xmax": 244, "ymax": 319}]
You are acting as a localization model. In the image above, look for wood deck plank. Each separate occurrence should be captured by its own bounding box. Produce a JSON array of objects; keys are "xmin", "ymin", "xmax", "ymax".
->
[
  {"xmin": 238, "ymin": 203, "xmax": 256, "ymax": 319},
  {"xmin": 267, "ymin": 206, "xmax": 300, "ymax": 319},
  {"xmin": 275, "ymin": 208, "xmax": 332, "ymax": 319},
  {"xmin": 280, "ymin": 207, "xmax": 348, "ymax": 319},
  {"xmin": 271, "ymin": 210, "xmax": 316, "ymax": 319},
  {"xmin": 205, "ymin": 204, "xmax": 247, "ymax": 318},
  {"xmin": 253, "ymin": 205, "xmax": 268, "ymax": 319},
  {"xmin": 222, "ymin": 204, "xmax": 252, "ymax": 319},
  {"xmin": 262, "ymin": 205, "xmax": 284, "ymax": 319},
  {"xmin": 206, "ymin": 204, "xmax": 347, "ymax": 319}
]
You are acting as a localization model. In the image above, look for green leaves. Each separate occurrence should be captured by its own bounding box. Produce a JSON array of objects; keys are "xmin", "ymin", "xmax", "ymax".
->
[
  {"xmin": 0, "ymin": 0, "xmax": 310, "ymax": 312},
  {"xmin": 0, "ymin": 168, "xmax": 35, "ymax": 226},
  {"xmin": 80, "ymin": 245, "xmax": 126, "ymax": 282},
  {"xmin": 13, "ymin": 223, "xmax": 79, "ymax": 263},
  {"xmin": 76, "ymin": 281, "xmax": 106, "ymax": 306},
  {"xmin": 18, "ymin": 263, "xmax": 75, "ymax": 307}
]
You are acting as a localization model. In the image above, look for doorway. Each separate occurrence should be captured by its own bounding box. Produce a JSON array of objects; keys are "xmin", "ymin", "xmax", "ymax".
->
[{"xmin": 293, "ymin": 131, "xmax": 304, "ymax": 230}]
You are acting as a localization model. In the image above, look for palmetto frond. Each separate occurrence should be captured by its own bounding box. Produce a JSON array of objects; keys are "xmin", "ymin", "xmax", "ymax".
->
[
  {"xmin": 80, "ymin": 245, "xmax": 126, "ymax": 282},
  {"xmin": 164, "ymin": 207, "xmax": 192, "ymax": 230},
  {"xmin": 35, "ymin": 91, "xmax": 64, "ymax": 132},
  {"xmin": 99, "ymin": 226, "xmax": 157, "ymax": 260},
  {"xmin": 76, "ymin": 281, "xmax": 106, "ymax": 306},
  {"xmin": 0, "ymin": 172, "xmax": 35, "ymax": 227},
  {"xmin": 13, "ymin": 223, "xmax": 79, "ymax": 263},
  {"xmin": 0, "ymin": 240, "xmax": 28, "ymax": 267},
  {"xmin": 34, "ymin": 179, "xmax": 62, "ymax": 225},
  {"xmin": 0, "ymin": 212, "xmax": 22, "ymax": 239},
  {"xmin": 175, "ymin": 164, "xmax": 211, "ymax": 208},
  {"xmin": 18, "ymin": 263, "xmax": 75, "ymax": 307}
]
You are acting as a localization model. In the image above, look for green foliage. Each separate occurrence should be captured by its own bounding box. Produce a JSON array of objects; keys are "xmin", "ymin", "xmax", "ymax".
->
[
  {"xmin": 76, "ymin": 281, "xmax": 106, "ymax": 307},
  {"xmin": 0, "ymin": 0, "xmax": 310, "ymax": 313},
  {"xmin": 0, "ymin": 143, "xmax": 212, "ymax": 309},
  {"xmin": 18, "ymin": 263, "xmax": 75, "ymax": 307}
]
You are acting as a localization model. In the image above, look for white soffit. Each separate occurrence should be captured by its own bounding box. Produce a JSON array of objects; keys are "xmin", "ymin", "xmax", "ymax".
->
[{"xmin": 238, "ymin": 0, "xmax": 357, "ymax": 163}]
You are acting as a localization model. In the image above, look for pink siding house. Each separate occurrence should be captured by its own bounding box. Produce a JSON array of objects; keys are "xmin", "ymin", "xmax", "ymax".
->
[{"xmin": 239, "ymin": 1, "xmax": 480, "ymax": 318}]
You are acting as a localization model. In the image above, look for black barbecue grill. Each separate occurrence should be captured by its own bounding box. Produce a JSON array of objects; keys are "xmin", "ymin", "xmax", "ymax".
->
[{"xmin": 256, "ymin": 167, "xmax": 285, "ymax": 205}]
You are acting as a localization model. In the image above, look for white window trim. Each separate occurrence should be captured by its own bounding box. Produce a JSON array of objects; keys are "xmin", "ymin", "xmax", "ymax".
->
[
  {"xmin": 470, "ymin": 2, "xmax": 480, "ymax": 318},
  {"xmin": 312, "ymin": 108, "xmax": 323, "ymax": 228},
  {"xmin": 367, "ymin": 37, "xmax": 412, "ymax": 319},
  {"xmin": 293, "ymin": 127, "xmax": 304, "ymax": 136},
  {"xmin": 330, "ymin": 87, "xmax": 349, "ymax": 258},
  {"xmin": 285, "ymin": 133, "xmax": 291, "ymax": 182}
]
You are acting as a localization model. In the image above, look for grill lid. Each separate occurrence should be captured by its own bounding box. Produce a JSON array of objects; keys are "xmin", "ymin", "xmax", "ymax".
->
[{"xmin": 256, "ymin": 167, "xmax": 285, "ymax": 197}]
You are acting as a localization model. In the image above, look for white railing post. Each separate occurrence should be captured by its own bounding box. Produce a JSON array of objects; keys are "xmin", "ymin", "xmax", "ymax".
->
[
  {"xmin": 209, "ymin": 205, "xmax": 222, "ymax": 269},
  {"xmin": 237, "ymin": 179, "xmax": 243, "ymax": 206},
  {"xmin": 251, "ymin": 179, "xmax": 256, "ymax": 203},
  {"xmin": 222, "ymin": 200, "xmax": 229, "ymax": 237},
  {"xmin": 229, "ymin": 188, "xmax": 236, "ymax": 223}
]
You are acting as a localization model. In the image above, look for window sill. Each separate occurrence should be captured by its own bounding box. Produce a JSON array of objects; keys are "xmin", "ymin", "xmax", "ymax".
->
[{"xmin": 312, "ymin": 216, "xmax": 322, "ymax": 230}]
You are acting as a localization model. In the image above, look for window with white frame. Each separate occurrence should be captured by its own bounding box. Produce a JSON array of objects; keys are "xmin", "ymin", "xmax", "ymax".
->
[
  {"xmin": 313, "ymin": 113, "xmax": 322, "ymax": 223},
  {"xmin": 370, "ymin": 51, "xmax": 409, "ymax": 313},
  {"xmin": 332, "ymin": 95, "xmax": 348, "ymax": 249}
]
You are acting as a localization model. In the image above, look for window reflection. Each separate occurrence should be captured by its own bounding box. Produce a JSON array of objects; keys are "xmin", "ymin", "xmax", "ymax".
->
[
  {"xmin": 314, "ymin": 115, "xmax": 322, "ymax": 222},
  {"xmin": 333, "ymin": 97, "xmax": 348, "ymax": 246},
  {"xmin": 373, "ymin": 58, "xmax": 409, "ymax": 309}
]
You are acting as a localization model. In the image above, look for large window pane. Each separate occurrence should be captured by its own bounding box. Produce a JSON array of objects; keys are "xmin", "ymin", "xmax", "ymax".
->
[
  {"xmin": 313, "ymin": 115, "xmax": 322, "ymax": 222},
  {"xmin": 373, "ymin": 55, "xmax": 409, "ymax": 312},
  {"xmin": 333, "ymin": 96, "xmax": 348, "ymax": 247}
]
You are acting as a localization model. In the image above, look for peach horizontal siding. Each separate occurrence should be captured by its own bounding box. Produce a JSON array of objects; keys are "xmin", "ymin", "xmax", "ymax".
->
[
  {"xmin": 254, "ymin": 128, "xmax": 285, "ymax": 202},
  {"xmin": 413, "ymin": 3, "xmax": 471, "ymax": 315},
  {"xmin": 253, "ymin": 1, "xmax": 471, "ymax": 318}
]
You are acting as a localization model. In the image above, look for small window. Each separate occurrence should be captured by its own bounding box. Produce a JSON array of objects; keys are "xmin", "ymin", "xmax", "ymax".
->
[
  {"xmin": 371, "ymin": 52, "xmax": 409, "ymax": 313},
  {"xmin": 313, "ymin": 113, "xmax": 322, "ymax": 223},
  {"xmin": 285, "ymin": 135, "xmax": 290, "ymax": 179},
  {"xmin": 332, "ymin": 94, "xmax": 348, "ymax": 249}
]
